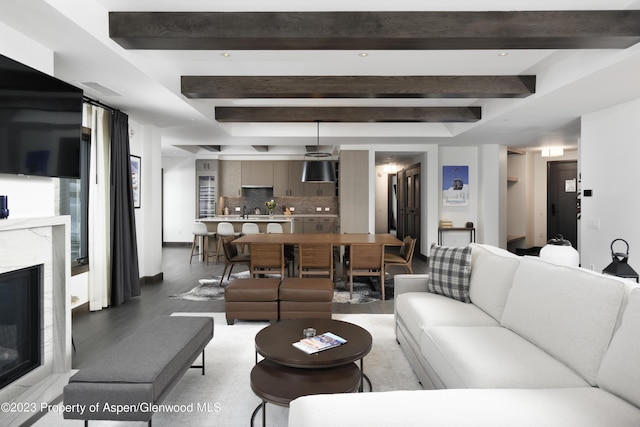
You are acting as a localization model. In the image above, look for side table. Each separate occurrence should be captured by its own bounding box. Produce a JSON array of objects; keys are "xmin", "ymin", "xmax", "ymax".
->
[{"xmin": 250, "ymin": 318, "xmax": 373, "ymax": 426}]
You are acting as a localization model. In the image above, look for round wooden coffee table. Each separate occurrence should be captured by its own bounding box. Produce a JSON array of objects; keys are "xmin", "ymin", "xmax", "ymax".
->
[{"xmin": 250, "ymin": 318, "xmax": 373, "ymax": 426}]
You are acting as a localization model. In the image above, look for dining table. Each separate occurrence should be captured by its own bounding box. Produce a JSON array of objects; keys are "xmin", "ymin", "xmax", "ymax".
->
[{"xmin": 231, "ymin": 232, "xmax": 403, "ymax": 247}]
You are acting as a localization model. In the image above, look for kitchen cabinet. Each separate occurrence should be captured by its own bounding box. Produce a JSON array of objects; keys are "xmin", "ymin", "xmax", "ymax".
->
[
  {"xmin": 303, "ymin": 216, "xmax": 337, "ymax": 233},
  {"xmin": 290, "ymin": 217, "xmax": 305, "ymax": 233},
  {"xmin": 288, "ymin": 161, "xmax": 306, "ymax": 196},
  {"xmin": 273, "ymin": 161, "xmax": 289, "ymax": 196},
  {"xmin": 273, "ymin": 161, "xmax": 306, "ymax": 196},
  {"xmin": 196, "ymin": 159, "xmax": 217, "ymax": 172},
  {"xmin": 220, "ymin": 160, "xmax": 242, "ymax": 197},
  {"xmin": 303, "ymin": 181, "xmax": 336, "ymax": 197},
  {"xmin": 241, "ymin": 161, "xmax": 273, "ymax": 187}
]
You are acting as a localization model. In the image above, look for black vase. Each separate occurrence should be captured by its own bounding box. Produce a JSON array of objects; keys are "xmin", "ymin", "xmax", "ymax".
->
[{"xmin": 0, "ymin": 195, "xmax": 9, "ymax": 219}]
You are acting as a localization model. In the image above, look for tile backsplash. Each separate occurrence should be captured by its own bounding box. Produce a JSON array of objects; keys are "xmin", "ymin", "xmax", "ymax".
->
[{"xmin": 222, "ymin": 195, "xmax": 338, "ymax": 215}]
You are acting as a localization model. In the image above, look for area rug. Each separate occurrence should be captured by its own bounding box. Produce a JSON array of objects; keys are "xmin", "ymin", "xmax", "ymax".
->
[
  {"xmin": 169, "ymin": 271, "xmax": 395, "ymax": 303},
  {"xmin": 33, "ymin": 313, "xmax": 421, "ymax": 427}
]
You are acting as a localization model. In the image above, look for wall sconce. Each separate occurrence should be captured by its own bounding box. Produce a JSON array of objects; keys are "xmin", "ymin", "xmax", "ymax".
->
[{"xmin": 541, "ymin": 147, "xmax": 564, "ymax": 157}]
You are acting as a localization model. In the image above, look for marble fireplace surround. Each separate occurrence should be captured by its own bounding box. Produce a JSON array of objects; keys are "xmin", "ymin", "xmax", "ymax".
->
[{"xmin": 0, "ymin": 216, "xmax": 72, "ymax": 427}]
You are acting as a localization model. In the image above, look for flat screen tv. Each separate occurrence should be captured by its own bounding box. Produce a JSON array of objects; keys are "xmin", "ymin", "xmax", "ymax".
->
[{"xmin": 0, "ymin": 53, "xmax": 83, "ymax": 179}]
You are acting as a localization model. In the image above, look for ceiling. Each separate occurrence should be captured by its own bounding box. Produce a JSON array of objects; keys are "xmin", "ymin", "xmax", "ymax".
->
[{"xmin": 3, "ymin": 0, "xmax": 640, "ymax": 163}]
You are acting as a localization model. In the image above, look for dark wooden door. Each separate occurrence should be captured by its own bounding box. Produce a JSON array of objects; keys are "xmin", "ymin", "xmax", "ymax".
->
[
  {"xmin": 397, "ymin": 163, "xmax": 421, "ymax": 251},
  {"xmin": 396, "ymin": 168, "xmax": 406, "ymax": 240},
  {"xmin": 547, "ymin": 161, "xmax": 578, "ymax": 248}
]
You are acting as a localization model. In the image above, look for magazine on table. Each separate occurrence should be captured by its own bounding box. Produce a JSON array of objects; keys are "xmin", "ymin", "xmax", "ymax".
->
[{"xmin": 292, "ymin": 332, "xmax": 347, "ymax": 354}]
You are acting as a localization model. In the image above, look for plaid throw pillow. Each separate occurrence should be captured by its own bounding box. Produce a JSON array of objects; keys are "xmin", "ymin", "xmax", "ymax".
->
[{"xmin": 428, "ymin": 244, "xmax": 472, "ymax": 303}]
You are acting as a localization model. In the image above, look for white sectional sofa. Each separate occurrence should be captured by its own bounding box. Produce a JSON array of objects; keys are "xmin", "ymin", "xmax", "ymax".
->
[{"xmin": 289, "ymin": 243, "xmax": 640, "ymax": 426}]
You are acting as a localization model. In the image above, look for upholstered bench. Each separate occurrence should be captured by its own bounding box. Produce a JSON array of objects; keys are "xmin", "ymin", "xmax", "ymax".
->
[
  {"xmin": 279, "ymin": 277, "xmax": 334, "ymax": 320},
  {"xmin": 63, "ymin": 315, "xmax": 213, "ymax": 426},
  {"xmin": 225, "ymin": 278, "xmax": 280, "ymax": 325}
]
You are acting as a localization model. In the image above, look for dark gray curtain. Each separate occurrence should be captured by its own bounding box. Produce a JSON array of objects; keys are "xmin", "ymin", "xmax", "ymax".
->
[{"xmin": 110, "ymin": 110, "xmax": 140, "ymax": 306}]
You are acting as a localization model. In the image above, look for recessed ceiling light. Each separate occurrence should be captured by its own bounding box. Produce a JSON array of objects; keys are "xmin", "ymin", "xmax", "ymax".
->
[
  {"xmin": 221, "ymin": 52, "xmax": 231, "ymax": 57},
  {"xmin": 359, "ymin": 52, "xmax": 369, "ymax": 57},
  {"xmin": 498, "ymin": 52, "xmax": 509, "ymax": 57}
]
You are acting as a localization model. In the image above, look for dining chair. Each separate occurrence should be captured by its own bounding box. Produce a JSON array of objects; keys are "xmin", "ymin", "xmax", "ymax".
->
[
  {"xmin": 219, "ymin": 236, "xmax": 251, "ymax": 286},
  {"xmin": 189, "ymin": 222, "xmax": 216, "ymax": 265},
  {"xmin": 298, "ymin": 243, "xmax": 334, "ymax": 283},
  {"xmin": 384, "ymin": 235, "xmax": 416, "ymax": 274},
  {"xmin": 267, "ymin": 222, "xmax": 295, "ymax": 275},
  {"xmin": 341, "ymin": 233, "xmax": 371, "ymax": 284},
  {"xmin": 348, "ymin": 244, "xmax": 386, "ymax": 300},
  {"xmin": 215, "ymin": 222, "xmax": 241, "ymax": 263},
  {"xmin": 249, "ymin": 242, "xmax": 286, "ymax": 278}
]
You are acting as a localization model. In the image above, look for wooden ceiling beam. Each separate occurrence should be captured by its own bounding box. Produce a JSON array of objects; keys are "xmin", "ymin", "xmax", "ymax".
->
[
  {"xmin": 214, "ymin": 107, "xmax": 482, "ymax": 123},
  {"xmin": 183, "ymin": 76, "xmax": 535, "ymax": 99},
  {"xmin": 110, "ymin": 11, "xmax": 640, "ymax": 50}
]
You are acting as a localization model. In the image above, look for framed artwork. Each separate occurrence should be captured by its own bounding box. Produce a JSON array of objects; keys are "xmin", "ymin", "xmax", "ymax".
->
[
  {"xmin": 130, "ymin": 155, "xmax": 141, "ymax": 208},
  {"xmin": 442, "ymin": 165, "xmax": 469, "ymax": 206}
]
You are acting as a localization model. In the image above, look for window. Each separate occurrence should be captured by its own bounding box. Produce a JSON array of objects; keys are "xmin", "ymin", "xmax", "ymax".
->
[{"xmin": 58, "ymin": 129, "xmax": 90, "ymax": 274}]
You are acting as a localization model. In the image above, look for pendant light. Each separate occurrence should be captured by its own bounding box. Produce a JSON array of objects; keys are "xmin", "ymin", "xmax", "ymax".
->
[{"xmin": 301, "ymin": 121, "xmax": 337, "ymax": 183}]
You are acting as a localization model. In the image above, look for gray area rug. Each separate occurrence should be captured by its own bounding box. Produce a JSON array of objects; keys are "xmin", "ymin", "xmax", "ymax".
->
[
  {"xmin": 170, "ymin": 271, "xmax": 395, "ymax": 303},
  {"xmin": 34, "ymin": 313, "xmax": 422, "ymax": 427}
]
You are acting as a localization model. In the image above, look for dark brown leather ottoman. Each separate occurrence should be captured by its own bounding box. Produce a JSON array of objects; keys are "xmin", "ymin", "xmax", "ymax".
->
[
  {"xmin": 279, "ymin": 278, "xmax": 334, "ymax": 320},
  {"xmin": 224, "ymin": 278, "xmax": 280, "ymax": 325}
]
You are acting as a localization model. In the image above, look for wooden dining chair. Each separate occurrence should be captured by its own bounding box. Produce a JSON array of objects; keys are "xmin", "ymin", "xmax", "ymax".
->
[
  {"xmin": 267, "ymin": 222, "xmax": 295, "ymax": 274},
  {"xmin": 348, "ymin": 244, "xmax": 386, "ymax": 300},
  {"xmin": 384, "ymin": 236, "xmax": 416, "ymax": 274},
  {"xmin": 219, "ymin": 236, "xmax": 251, "ymax": 286},
  {"xmin": 298, "ymin": 243, "xmax": 334, "ymax": 283},
  {"xmin": 249, "ymin": 242, "xmax": 286, "ymax": 278}
]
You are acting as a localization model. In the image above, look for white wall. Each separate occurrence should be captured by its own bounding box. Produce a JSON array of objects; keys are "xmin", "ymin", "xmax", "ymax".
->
[
  {"xmin": 129, "ymin": 121, "xmax": 163, "ymax": 278},
  {"xmin": 0, "ymin": 25, "xmax": 56, "ymax": 219},
  {"xmin": 478, "ymin": 145, "xmax": 507, "ymax": 248},
  {"xmin": 374, "ymin": 165, "xmax": 390, "ymax": 234},
  {"xmin": 162, "ymin": 155, "xmax": 197, "ymax": 243},
  {"xmin": 439, "ymin": 146, "xmax": 480, "ymax": 247},
  {"xmin": 580, "ymin": 97, "xmax": 640, "ymax": 274}
]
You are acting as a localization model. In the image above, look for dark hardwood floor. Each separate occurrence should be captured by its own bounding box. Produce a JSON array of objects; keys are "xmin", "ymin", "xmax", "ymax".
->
[{"xmin": 70, "ymin": 245, "xmax": 428, "ymax": 369}]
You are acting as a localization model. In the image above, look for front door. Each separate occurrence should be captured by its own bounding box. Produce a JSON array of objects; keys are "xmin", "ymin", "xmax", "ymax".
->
[{"xmin": 547, "ymin": 161, "xmax": 578, "ymax": 248}]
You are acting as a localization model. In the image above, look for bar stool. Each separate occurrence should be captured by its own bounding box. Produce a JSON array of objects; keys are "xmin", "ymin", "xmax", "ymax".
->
[
  {"xmin": 215, "ymin": 222, "xmax": 240, "ymax": 263},
  {"xmin": 241, "ymin": 222, "xmax": 261, "ymax": 254},
  {"xmin": 189, "ymin": 222, "xmax": 216, "ymax": 265}
]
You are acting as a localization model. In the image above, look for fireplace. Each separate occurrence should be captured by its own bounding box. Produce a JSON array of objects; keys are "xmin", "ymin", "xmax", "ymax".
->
[
  {"xmin": 0, "ymin": 217, "xmax": 72, "ymax": 427},
  {"xmin": 0, "ymin": 265, "xmax": 42, "ymax": 390}
]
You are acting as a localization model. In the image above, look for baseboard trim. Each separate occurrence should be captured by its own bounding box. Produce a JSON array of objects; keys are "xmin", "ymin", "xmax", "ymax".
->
[
  {"xmin": 72, "ymin": 302, "xmax": 90, "ymax": 318},
  {"xmin": 140, "ymin": 272, "xmax": 164, "ymax": 286},
  {"xmin": 163, "ymin": 242, "xmax": 191, "ymax": 247}
]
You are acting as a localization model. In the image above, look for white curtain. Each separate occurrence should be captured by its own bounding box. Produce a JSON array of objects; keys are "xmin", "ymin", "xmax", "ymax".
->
[{"xmin": 88, "ymin": 106, "xmax": 111, "ymax": 311}]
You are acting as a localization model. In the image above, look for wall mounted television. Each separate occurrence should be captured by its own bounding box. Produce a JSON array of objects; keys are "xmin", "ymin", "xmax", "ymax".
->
[{"xmin": 0, "ymin": 53, "xmax": 83, "ymax": 179}]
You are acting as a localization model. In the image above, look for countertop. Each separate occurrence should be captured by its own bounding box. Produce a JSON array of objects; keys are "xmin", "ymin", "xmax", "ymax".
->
[
  {"xmin": 200, "ymin": 216, "xmax": 293, "ymax": 222},
  {"xmin": 203, "ymin": 214, "xmax": 338, "ymax": 221}
]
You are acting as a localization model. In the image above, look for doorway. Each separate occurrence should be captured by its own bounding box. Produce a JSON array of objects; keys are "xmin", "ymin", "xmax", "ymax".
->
[
  {"xmin": 547, "ymin": 161, "xmax": 578, "ymax": 248},
  {"xmin": 397, "ymin": 163, "xmax": 421, "ymax": 252},
  {"xmin": 387, "ymin": 174, "xmax": 397, "ymax": 236}
]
